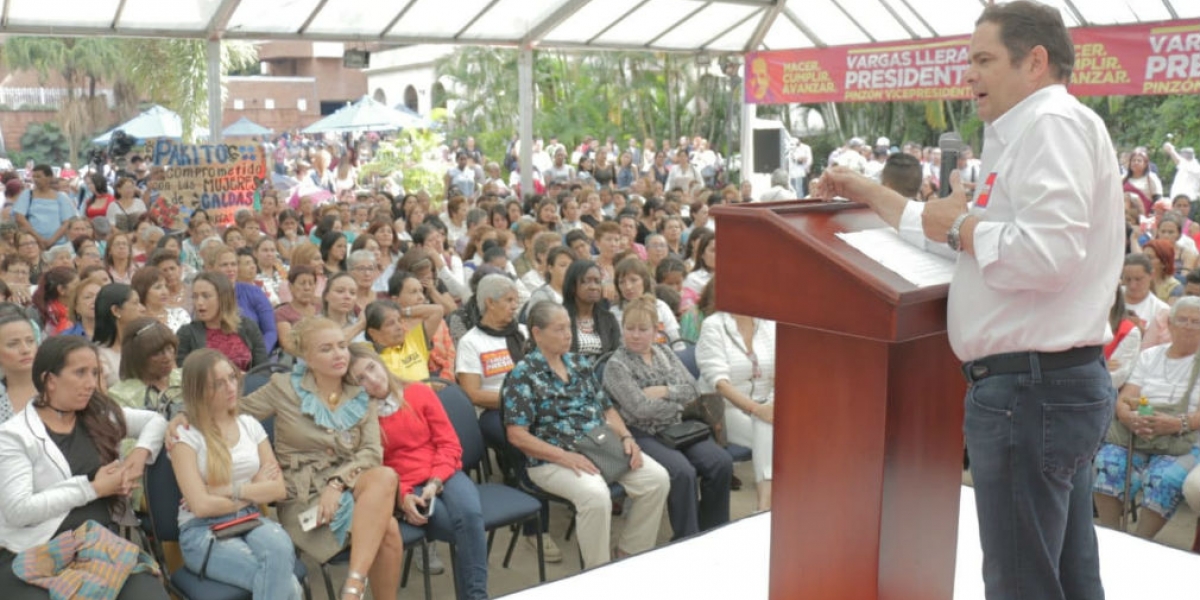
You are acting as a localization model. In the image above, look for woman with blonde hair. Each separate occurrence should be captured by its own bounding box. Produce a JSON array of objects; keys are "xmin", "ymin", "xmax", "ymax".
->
[
  {"xmin": 171, "ymin": 349, "xmax": 300, "ymax": 599},
  {"xmin": 241, "ymin": 316, "xmax": 402, "ymax": 600},
  {"xmin": 349, "ymin": 345, "xmax": 488, "ymax": 599}
]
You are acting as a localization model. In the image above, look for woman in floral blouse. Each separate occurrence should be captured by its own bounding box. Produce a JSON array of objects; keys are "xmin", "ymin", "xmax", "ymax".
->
[{"xmin": 502, "ymin": 300, "xmax": 668, "ymax": 569}]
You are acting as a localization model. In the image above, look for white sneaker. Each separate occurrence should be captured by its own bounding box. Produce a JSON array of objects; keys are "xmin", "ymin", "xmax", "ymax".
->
[
  {"xmin": 415, "ymin": 544, "xmax": 445, "ymax": 574},
  {"xmin": 525, "ymin": 535, "xmax": 562, "ymax": 563}
]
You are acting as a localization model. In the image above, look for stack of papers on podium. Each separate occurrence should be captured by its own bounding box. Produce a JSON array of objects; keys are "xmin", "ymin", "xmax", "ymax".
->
[{"xmin": 835, "ymin": 227, "xmax": 955, "ymax": 287}]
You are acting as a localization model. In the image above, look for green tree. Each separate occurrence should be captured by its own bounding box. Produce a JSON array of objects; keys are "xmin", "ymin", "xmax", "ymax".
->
[
  {"xmin": 435, "ymin": 48, "xmax": 730, "ymax": 163},
  {"xmin": 121, "ymin": 39, "xmax": 258, "ymax": 142},
  {"xmin": 4, "ymin": 37, "xmax": 123, "ymax": 164}
]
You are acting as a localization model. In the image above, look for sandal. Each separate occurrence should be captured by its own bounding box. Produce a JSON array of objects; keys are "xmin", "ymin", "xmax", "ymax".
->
[{"xmin": 341, "ymin": 571, "xmax": 368, "ymax": 600}]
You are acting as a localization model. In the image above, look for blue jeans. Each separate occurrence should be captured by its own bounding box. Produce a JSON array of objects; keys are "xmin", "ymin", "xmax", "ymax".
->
[
  {"xmin": 178, "ymin": 507, "xmax": 302, "ymax": 600},
  {"xmin": 632, "ymin": 428, "xmax": 732, "ymax": 539},
  {"xmin": 965, "ymin": 355, "xmax": 1113, "ymax": 600},
  {"xmin": 415, "ymin": 471, "xmax": 488, "ymax": 600}
]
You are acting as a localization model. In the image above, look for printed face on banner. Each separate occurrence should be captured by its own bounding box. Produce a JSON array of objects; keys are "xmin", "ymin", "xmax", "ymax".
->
[{"xmin": 750, "ymin": 57, "xmax": 773, "ymax": 101}]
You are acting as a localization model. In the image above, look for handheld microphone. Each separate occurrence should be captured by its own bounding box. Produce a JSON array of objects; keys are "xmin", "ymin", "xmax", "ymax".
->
[{"xmin": 938, "ymin": 132, "xmax": 965, "ymax": 198}]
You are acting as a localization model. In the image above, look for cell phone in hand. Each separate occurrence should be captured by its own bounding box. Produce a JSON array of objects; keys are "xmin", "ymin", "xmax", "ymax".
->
[
  {"xmin": 299, "ymin": 506, "xmax": 320, "ymax": 532},
  {"xmin": 422, "ymin": 499, "xmax": 436, "ymax": 518}
]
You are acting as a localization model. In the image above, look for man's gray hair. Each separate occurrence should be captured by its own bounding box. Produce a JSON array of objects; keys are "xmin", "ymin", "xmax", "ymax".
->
[
  {"xmin": 1170, "ymin": 295, "xmax": 1200, "ymax": 320},
  {"xmin": 465, "ymin": 208, "xmax": 488, "ymax": 227},
  {"xmin": 475, "ymin": 273, "xmax": 516, "ymax": 312},
  {"xmin": 44, "ymin": 244, "xmax": 74, "ymax": 262},
  {"xmin": 139, "ymin": 225, "xmax": 164, "ymax": 242},
  {"xmin": 770, "ymin": 168, "xmax": 790, "ymax": 188},
  {"xmin": 347, "ymin": 249, "xmax": 375, "ymax": 269}
]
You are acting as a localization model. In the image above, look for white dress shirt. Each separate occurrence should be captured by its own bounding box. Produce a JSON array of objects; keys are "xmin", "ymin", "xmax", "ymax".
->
[
  {"xmin": 898, "ymin": 85, "xmax": 1123, "ymax": 361},
  {"xmin": 0, "ymin": 403, "xmax": 166, "ymax": 553},
  {"xmin": 696, "ymin": 312, "xmax": 776, "ymax": 403}
]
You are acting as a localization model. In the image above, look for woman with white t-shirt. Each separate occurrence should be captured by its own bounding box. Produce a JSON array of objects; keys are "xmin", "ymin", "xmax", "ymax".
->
[
  {"xmin": 1093, "ymin": 297, "xmax": 1200, "ymax": 540},
  {"xmin": 171, "ymin": 349, "xmax": 301, "ymax": 599},
  {"xmin": 1123, "ymin": 253, "xmax": 1172, "ymax": 350},
  {"xmin": 455, "ymin": 275, "xmax": 526, "ymax": 449}
]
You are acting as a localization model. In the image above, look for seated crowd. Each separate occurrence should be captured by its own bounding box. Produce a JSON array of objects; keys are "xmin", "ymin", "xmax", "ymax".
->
[{"xmin": 0, "ymin": 134, "xmax": 780, "ymax": 600}]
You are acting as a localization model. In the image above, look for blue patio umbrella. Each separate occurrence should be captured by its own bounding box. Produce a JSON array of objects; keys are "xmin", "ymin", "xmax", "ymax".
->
[
  {"xmin": 93, "ymin": 105, "xmax": 208, "ymax": 144},
  {"xmin": 222, "ymin": 117, "xmax": 273, "ymax": 138},
  {"xmin": 302, "ymin": 95, "xmax": 429, "ymax": 133}
]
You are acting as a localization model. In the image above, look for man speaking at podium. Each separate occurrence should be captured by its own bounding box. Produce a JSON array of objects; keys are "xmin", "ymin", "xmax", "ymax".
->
[{"xmin": 815, "ymin": 2, "xmax": 1122, "ymax": 599}]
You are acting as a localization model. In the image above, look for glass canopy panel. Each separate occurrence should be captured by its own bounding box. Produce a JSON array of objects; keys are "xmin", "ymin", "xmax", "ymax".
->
[
  {"xmin": 1028, "ymin": 0, "xmax": 1082, "ymax": 27},
  {"xmin": 709, "ymin": 14, "xmax": 771, "ymax": 51},
  {"xmin": 593, "ymin": 0, "xmax": 706, "ymax": 46},
  {"xmin": 1168, "ymin": 0, "xmax": 1200, "ymax": 19},
  {"xmin": 389, "ymin": 0, "xmax": 495, "ymax": 38},
  {"xmin": 1125, "ymin": 1, "xmax": 1174, "ymax": 22},
  {"xmin": 6, "ymin": 0, "xmax": 121, "ymax": 28},
  {"xmin": 459, "ymin": 0, "xmax": 571, "ymax": 41},
  {"xmin": 899, "ymin": 0, "xmax": 976, "ymax": 37},
  {"xmin": 118, "ymin": 0, "xmax": 220, "ymax": 30},
  {"xmin": 877, "ymin": 0, "xmax": 937, "ymax": 37},
  {"xmin": 306, "ymin": 0, "xmax": 406, "ymax": 35},
  {"xmin": 1072, "ymin": 1, "xmax": 1140, "ymax": 25},
  {"xmin": 653, "ymin": 3, "xmax": 760, "ymax": 49},
  {"xmin": 542, "ymin": 0, "xmax": 643, "ymax": 43},
  {"xmin": 226, "ymin": 0, "xmax": 324, "ymax": 34},
  {"xmin": 831, "ymin": 0, "xmax": 914, "ymax": 42},
  {"xmin": 759, "ymin": 12, "xmax": 815, "ymax": 50},
  {"xmin": 790, "ymin": 0, "xmax": 872, "ymax": 46}
]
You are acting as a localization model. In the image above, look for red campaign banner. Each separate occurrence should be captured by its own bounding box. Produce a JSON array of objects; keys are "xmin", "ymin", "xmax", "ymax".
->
[{"xmin": 745, "ymin": 19, "xmax": 1200, "ymax": 104}]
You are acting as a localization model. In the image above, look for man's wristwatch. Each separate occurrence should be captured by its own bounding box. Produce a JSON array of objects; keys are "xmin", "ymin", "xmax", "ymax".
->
[{"xmin": 946, "ymin": 212, "xmax": 971, "ymax": 252}]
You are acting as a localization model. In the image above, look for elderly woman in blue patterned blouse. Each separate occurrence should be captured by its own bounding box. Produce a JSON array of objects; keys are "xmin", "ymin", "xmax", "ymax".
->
[
  {"xmin": 502, "ymin": 300, "xmax": 669, "ymax": 569},
  {"xmin": 603, "ymin": 295, "xmax": 731, "ymax": 540}
]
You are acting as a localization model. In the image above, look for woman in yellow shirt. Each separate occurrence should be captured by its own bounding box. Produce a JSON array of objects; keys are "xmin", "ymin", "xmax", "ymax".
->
[{"xmin": 364, "ymin": 298, "xmax": 445, "ymax": 382}]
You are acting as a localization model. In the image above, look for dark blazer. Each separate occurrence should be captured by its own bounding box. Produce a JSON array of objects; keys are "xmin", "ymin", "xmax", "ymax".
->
[
  {"xmin": 175, "ymin": 318, "xmax": 268, "ymax": 369},
  {"xmin": 566, "ymin": 301, "xmax": 622, "ymax": 355}
]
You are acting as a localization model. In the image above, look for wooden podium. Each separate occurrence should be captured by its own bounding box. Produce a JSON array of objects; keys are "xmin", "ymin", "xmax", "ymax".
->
[{"xmin": 711, "ymin": 200, "xmax": 967, "ymax": 600}]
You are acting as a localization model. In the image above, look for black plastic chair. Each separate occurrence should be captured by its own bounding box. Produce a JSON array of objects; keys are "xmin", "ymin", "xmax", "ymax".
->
[
  {"xmin": 142, "ymin": 452, "xmax": 311, "ymax": 600},
  {"xmin": 437, "ymin": 383, "xmax": 547, "ymax": 586}
]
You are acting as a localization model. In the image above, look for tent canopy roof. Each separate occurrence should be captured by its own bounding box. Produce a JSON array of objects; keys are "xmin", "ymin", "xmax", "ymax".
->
[{"xmin": 1, "ymin": 0, "xmax": 1194, "ymax": 52}]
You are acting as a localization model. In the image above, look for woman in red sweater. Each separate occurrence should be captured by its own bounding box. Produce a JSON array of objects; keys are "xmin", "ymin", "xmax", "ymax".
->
[{"xmin": 348, "ymin": 345, "xmax": 488, "ymax": 600}]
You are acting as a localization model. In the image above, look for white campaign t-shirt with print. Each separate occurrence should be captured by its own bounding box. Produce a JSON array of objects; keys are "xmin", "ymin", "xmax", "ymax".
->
[
  {"xmin": 455, "ymin": 326, "xmax": 528, "ymax": 393},
  {"xmin": 176, "ymin": 415, "xmax": 268, "ymax": 525}
]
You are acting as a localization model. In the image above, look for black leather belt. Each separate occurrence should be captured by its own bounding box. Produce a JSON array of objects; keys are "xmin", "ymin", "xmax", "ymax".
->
[{"xmin": 961, "ymin": 346, "xmax": 1102, "ymax": 383}]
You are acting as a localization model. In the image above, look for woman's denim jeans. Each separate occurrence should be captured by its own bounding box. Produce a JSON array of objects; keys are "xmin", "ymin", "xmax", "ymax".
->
[{"xmin": 178, "ymin": 507, "xmax": 302, "ymax": 600}]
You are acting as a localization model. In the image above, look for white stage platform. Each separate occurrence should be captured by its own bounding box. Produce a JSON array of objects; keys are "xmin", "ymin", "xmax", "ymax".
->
[{"xmin": 506, "ymin": 487, "xmax": 1199, "ymax": 599}]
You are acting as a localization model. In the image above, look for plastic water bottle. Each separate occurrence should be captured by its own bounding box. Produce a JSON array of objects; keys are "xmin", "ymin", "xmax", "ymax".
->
[{"xmin": 1137, "ymin": 397, "xmax": 1154, "ymax": 417}]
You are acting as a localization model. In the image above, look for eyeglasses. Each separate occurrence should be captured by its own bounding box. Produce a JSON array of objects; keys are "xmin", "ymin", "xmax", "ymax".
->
[
  {"xmin": 19, "ymin": 241, "xmax": 38, "ymax": 248},
  {"xmin": 352, "ymin": 265, "xmax": 379, "ymax": 273},
  {"xmin": 1172, "ymin": 317, "xmax": 1200, "ymax": 329}
]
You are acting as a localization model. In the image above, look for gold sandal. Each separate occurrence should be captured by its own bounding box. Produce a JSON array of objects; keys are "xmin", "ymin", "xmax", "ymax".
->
[{"xmin": 341, "ymin": 571, "xmax": 368, "ymax": 600}]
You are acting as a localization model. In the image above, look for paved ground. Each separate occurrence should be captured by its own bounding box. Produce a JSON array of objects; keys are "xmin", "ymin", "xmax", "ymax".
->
[{"xmin": 303, "ymin": 463, "xmax": 1198, "ymax": 599}]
